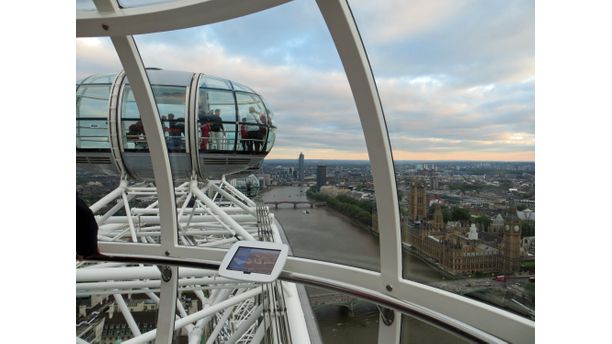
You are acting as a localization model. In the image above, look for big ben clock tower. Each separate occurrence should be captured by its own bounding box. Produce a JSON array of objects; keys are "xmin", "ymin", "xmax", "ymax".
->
[{"xmin": 502, "ymin": 208, "xmax": 522, "ymax": 274}]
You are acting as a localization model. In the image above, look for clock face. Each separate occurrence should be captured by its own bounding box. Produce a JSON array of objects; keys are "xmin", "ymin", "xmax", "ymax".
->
[
  {"xmin": 505, "ymin": 225, "xmax": 510, "ymax": 232},
  {"xmin": 514, "ymin": 225, "xmax": 520, "ymax": 232}
]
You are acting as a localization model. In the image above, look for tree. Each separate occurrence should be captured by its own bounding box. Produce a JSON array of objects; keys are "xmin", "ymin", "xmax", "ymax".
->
[
  {"xmin": 450, "ymin": 207, "xmax": 471, "ymax": 222},
  {"xmin": 520, "ymin": 220, "xmax": 535, "ymax": 237},
  {"xmin": 474, "ymin": 216, "xmax": 491, "ymax": 231}
]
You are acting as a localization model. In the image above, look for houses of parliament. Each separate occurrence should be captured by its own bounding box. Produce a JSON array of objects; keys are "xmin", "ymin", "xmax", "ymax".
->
[{"xmin": 406, "ymin": 179, "xmax": 523, "ymax": 276}]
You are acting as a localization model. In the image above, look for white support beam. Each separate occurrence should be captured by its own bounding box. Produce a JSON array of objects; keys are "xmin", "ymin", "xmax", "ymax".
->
[
  {"xmin": 208, "ymin": 182, "xmax": 256, "ymax": 217},
  {"xmin": 377, "ymin": 310, "xmax": 401, "ymax": 344},
  {"xmin": 155, "ymin": 266, "xmax": 178, "ymax": 344},
  {"xmin": 191, "ymin": 181, "xmax": 255, "ymax": 241},
  {"xmin": 97, "ymin": 192, "xmax": 135, "ymax": 225},
  {"xmin": 315, "ymin": 0, "xmax": 402, "ymax": 293},
  {"xmin": 221, "ymin": 179, "xmax": 257, "ymax": 207},
  {"xmin": 100, "ymin": 214, "xmax": 256, "ymax": 225},
  {"xmin": 205, "ymin": 304, "xmax": 237, "ymax": 344},
  {"xmin": 90, "ymin": 181, "xmax": 126, "ymax": 213},
  {"xmin": 77, "ymin": 266, "xmax": 217, "ymax": 282},
  {"xmin": 77, "ymin": 0, "xmax": 291, "ymax": 37},
  {"xmin": 109, "ymin": 34, "xmax": 178, "ymax": 255},
  {"xmin": 226, "ymin": 304, "xmax": 264, "ymax": 343},
  {"xmin": 122, "ymin": 191, "xmax": 139, "ymax": 242},
  {"xmin": 114, "ymin": 293, "xmax": 142, "ymax": 337},
  {"xmin": 76, "ymin": 277, "xmax": 245, "ymax": 291},
  {"xmin": 122, "ymin": 287, "xmax": 262, "ymax": 344},
  {"xmin": 93, "ymin": 241, "xmax": 534, "ymax": 343}
]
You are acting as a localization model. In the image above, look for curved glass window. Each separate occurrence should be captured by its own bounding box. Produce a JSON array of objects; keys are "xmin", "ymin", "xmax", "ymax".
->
[
  {"xmin": 260, "ymin": 96, "xmax": 275, "ymax": 124},
  {"xmin": 348, "ymin": 0, "xmax": 535, "ymax": 320},
  {"xmin": 197, "ymin": 89, "xmax": 236, "ymax": 152},
  {"xmin": 80, "ymin": 74, "xmax": 116, "ymax": 85},
  {"xmin": 76, "ymin": 0, "xmax": 96, "ymax": 11},
  {"xmin": 265, "ymin": 128, "xmax": 276, "ymax": 153},
  {"xmin": 121, "ymin": 85, "xmax": 187, "ymax": 152},
  {"xmin": 156, "ymin": 86, "xmax": 188, "ymax": 151},
  {"xmin": 232, "ymin": 82, "xmax": 255, "ymax": 93},
  {"xmin": 76, "ymin": 84, "xmax": 111, "ymax": 149},
  {"xmin": 201, "ymin": 75, "xmax": 232, "ymax": 90}
]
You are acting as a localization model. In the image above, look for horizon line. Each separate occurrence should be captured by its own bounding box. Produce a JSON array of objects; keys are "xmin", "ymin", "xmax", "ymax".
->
[{"xmin": 264, "ymin": 159, "xmax": 535, "ymax": 163}]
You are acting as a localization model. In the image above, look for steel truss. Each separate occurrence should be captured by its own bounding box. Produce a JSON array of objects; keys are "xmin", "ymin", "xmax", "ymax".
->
[{"xmin": 77, "ymin": 178, "xmax": 295, "ymax": 344}]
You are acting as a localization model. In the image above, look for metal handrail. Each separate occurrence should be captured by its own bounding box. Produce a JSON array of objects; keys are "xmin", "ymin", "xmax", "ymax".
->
[{"xmin": 82, "ymin": 253, "xmax": 506, "ymax": 344}]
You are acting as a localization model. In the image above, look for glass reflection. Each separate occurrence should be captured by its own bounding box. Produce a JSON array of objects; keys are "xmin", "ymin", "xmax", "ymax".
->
[
  {"xmin": 197, "ymin": 88, "xmax": 236, "ymax": 152},
  {"xmin": 400, "ymin": 314, "xmax": 470, "ymax": 344},
  {"xmin": 121, "ymin": 85, "xmax": 187, "ymax": 152},
  {"xmin": 236, "ymin": 93, "xmax": 267, "ymax": 153},
  {"xmin": 76, "ymin": 84, "xmax": 111, "ymax": 150},
  {"xmin": 347, "ymin": 0, "xmax": 535, "ymax": 320},
  {"xmin": 306, "ymin": 285, "xmax": 378, "ymax": 343}
]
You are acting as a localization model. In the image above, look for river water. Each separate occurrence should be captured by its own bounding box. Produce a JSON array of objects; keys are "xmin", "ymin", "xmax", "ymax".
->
[{"xmin": 261, "ymin": 186, "xmax": 464, "ymax": 343}]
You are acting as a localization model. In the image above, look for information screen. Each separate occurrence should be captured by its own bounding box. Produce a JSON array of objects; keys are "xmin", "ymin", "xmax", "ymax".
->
[{"xmin": 227, "ymin": 246, "xmax": 281, "ymax": 275}]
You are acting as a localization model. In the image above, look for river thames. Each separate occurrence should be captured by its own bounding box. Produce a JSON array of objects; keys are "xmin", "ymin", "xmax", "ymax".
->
[{"xmin": 262, "ymin": 186, "xmax": 467, "ymax": 343}]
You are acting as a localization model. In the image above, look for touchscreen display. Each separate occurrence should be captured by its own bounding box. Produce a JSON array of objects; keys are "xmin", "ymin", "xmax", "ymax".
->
[{"xmin": 227, "ymin": 247, "xmax": 281, "ymax": 275}]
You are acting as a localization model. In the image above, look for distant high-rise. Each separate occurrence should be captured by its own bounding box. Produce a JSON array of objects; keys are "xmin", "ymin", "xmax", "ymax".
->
[
  {"xmin": 316, "ymin": 165, "xmax": 327, "ymax": 187},
  {"xmin": 298, "ymin": 152, "xmax": 304, "ymax": 181},
  {"xmin": 432, "ymin": 177, "xmax": 439, "ymax": 190}
]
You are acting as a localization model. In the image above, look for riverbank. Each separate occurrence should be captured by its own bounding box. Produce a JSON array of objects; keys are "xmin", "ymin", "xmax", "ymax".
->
[
  {"xmin": 259, "ymin": 186, "xmax": 450, "ymax": 343},
  {"xmin": 304, "ymin": 193, "xmax": 455, "ymax": 280}
]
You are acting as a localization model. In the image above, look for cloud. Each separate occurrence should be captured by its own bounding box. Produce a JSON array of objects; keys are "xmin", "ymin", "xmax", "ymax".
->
[
  {"xmin": 76, "ymin": 0, "xmax": 534, "ymax": 161},
  {"xmin": 350, "ymin": 0, "xmax": 468, "ymax": 43},
  {"xmin": 76, "ymin": 37, "xmax": 122, "ymax": 79}
]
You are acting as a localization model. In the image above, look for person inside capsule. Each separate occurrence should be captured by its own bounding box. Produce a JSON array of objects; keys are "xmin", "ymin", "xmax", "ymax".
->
[
  {"xmin": 127, "ymin": 120, "xmax": 145, "ymax": 148},
  {"xmin": 209, "ymin": 109, "xmax": 225, "ymax": 150},
  {"xmin": 247, "ymin": 106, "xmax": 262, "ymax": 152},
  {"xmin": 166, "ymin": 113, "xmax": 184, "ymax": 150},
  {"xmin": 240, "ymin": 117, "xmax": 249, "ymax": 151}
]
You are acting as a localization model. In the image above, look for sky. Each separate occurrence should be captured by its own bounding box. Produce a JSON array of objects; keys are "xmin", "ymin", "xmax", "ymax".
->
[{"xmin": 76, "ymin": 0, "xmax": 534, "ymax": 161}]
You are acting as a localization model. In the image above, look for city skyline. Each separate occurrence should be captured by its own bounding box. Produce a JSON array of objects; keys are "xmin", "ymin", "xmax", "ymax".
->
[{"xmin": 77, "ymin": 0, "xmax": 534, "ymax": 161}]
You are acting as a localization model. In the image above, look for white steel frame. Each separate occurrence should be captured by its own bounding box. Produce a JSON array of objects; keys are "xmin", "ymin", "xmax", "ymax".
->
[
  {"xmin": 77, "ymin": 0, "xmax": 536, "ymax": 343},
  {"xmin": 78, "ymin": 177, "xmax": 302, "ymax": 343}
]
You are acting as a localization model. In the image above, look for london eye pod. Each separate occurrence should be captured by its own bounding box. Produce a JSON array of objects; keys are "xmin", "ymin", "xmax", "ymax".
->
[{"xmin": 76, "ymin": 69, "xmax": 277, "ymax": 181}]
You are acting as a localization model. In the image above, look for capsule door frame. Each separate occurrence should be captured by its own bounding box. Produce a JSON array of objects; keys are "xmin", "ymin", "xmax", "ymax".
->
[{"xmin": 113, "ymin": 71, "xmax": 194, "ymax": 181}]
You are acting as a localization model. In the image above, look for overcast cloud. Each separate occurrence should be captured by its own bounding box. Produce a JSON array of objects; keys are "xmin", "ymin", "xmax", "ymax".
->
[{"xmin": 76, "ymin": 0, "xmax": 534, "ymax": 161}]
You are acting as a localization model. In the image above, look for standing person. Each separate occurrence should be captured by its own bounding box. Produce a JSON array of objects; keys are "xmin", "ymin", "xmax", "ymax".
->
[
  {"xmin": 246, "ymin": 106, "xmax": 262, "ymax": 152},
  {"xmin": 259, "ymin": 111, "xmax": 271, "ymax": 152},
  {"xmin": 161, "ymin": 115, "xmax": 168, "ymax": 137},
  {"xmin": 240, "ymin": 117, "xmax": 249, "ymax": 151},
  {"xmin": 209, "ymin": 109, "xmax": 225, "ymax": 150},
  {"xmin": 166, "ymin": 113, "xmax": 181, "ymax": 150},
  {"xmin": 200, "ymin": 122, "xmax": 210, "ymax": 151}
]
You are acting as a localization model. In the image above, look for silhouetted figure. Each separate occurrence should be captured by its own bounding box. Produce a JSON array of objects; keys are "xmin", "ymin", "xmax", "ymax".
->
[
  {"xmin": 240, "ymin": 117, "xmax": 249, "ymax": 151},
  {"xmin": 259, "ymin": 111, "xmax": 271, "ymax": 152},
  {"xmin": 77, "ymin": 194, "xmax": 99, "ymax": 259},
  {"xmin": 166, "ymin": 113, "xmax": 184, "ymax": 150},
  {"xmin": 209, "ymin": 109, "xmax": 225, "ymax": 150},
  {"xmin": 246, "ymin": 107, "xmax": 262, "ymax": 152},
  {"xmin": 127, "ymin": 120, "xmax": 145, "ymax": 148}
]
